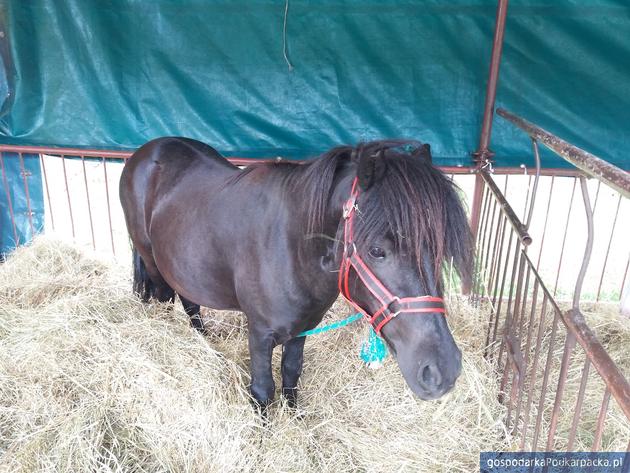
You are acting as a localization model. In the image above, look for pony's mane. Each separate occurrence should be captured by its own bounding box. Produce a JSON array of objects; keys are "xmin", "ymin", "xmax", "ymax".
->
[{"xmin": 229, "ymin": 140, "xmax": 474, "ymax": 288}]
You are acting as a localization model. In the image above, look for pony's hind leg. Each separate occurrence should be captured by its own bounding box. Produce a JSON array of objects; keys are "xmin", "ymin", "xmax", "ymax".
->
[
  {"xmin": 179, "ymin": 295, "xmax": 204, "ymax": 332},
  {"xmin": 131, "ymin": 246, "xmax": 175, "ymax": 303}
]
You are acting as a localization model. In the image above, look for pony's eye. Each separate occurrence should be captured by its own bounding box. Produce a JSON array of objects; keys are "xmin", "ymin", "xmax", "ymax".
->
[{"xmin": 368, "ymin": 247, "xmax": 386, "ymax": 259}]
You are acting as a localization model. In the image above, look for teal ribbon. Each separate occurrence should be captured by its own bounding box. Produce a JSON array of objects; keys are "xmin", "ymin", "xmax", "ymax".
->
[
  {"xmin": 296, "ymin": 312, "xmax": 389, "ymax": 364},
  {"xmin": 360, "ymin": 326, "xmax": 389, "ymax": 364},
  {"xmin": 296, "ymin": 312, "xmax": 363, "ymax": 337}
]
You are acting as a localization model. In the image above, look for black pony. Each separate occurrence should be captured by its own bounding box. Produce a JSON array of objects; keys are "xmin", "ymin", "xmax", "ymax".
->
[{"xmin": 119, "ymin": 138, "xmax": 473, "ymax": 410}]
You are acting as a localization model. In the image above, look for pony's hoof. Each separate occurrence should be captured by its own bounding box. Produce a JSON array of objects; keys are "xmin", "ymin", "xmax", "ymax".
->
[
  {"xmin": 251, "ymin": 398, "xmax": 271, "ymax": 420},
  {"xmin": 282, "ymin": 387, "xmax": 298, "ymax": 409}
]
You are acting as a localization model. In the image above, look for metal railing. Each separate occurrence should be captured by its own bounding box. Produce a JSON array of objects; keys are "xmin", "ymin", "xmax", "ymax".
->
[
  {"xmin": 473, "ymin": 110, "xmax": 630, "ymax": 451},
  {"xmin": 0, "ymin": 145, "xmax": 337, "ymax": 257},
  {"xmin": 497, "ymin": 109, "xmax": 630, "ymax": 199}
]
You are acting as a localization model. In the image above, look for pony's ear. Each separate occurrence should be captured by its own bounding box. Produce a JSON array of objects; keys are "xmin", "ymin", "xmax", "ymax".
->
[
  {"xmin": 357, "ymin": 150, "xmax": 387, "ymax": 190},
  {"xmin": 414, "ymin": 143, "xmax": 432, "ymax": 163}
]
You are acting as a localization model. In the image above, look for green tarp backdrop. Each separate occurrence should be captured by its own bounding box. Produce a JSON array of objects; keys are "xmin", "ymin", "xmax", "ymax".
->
[
  {"xmin": 1, "ymin": 1, "xmax": 629, "ymax": 252},
  {"xmin": 1, "ymin": 0, "xmax": 629, "ymax": 168}
]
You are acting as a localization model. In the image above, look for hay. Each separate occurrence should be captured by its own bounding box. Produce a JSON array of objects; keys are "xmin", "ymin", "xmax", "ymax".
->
[{"xmin": 0, "ymin": 238, "xmax": 625, "ymax": 472}]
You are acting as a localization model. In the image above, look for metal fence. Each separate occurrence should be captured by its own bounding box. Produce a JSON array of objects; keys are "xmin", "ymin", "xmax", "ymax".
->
[
  {"xmin": 472, "ymin": 109, "xmax": 630, "ymax": 451},
  {"xmin": 0, "ymin": 146, "xmax": 309, "ymax": 260}
]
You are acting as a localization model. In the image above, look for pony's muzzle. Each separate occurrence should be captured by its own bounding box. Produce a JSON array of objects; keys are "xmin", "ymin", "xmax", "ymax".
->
[{"xmin": 415, "ymin": 346, "xmax": 462, "ymax": 399}]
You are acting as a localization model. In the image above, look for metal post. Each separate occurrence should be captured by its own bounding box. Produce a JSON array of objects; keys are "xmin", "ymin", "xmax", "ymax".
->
[{"xmin": 470, "ymin": 0, "xmax": 510, "ymax": 240}]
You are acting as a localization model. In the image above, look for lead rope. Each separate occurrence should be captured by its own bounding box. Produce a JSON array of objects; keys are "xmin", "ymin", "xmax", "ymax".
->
[{"xmin": 296, "ymin": 313, "xmax": 389, "ymax": 368}]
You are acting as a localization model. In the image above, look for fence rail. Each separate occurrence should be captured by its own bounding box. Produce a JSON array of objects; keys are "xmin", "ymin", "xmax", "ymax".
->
[{"xmin": 497, "ymin": 108, "xmax": 630, "ymax": 198}]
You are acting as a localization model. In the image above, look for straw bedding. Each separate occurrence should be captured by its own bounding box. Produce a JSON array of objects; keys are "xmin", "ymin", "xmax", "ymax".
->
[{"xmin": 0, "ymin": 238, "xmax": 627, "ymax": 472}]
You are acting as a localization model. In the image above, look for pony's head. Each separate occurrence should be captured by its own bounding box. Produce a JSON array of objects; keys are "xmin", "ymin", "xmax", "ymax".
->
[
  {"xmin": 306, "ymin": 140, "xmax": 474, "ymax": 400},
  {"xmin": 345, "ymin": 141, "xmax": 472, "ymax": 399}
]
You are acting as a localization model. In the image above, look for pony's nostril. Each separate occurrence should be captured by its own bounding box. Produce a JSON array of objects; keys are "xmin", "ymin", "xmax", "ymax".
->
[
  {"xmin": 421, "ymin": 365, "xmax": 432, "ymax": 384},
  {"xmin": 418, "ymin": 362, "xmax": 443, "ymax": 392}
]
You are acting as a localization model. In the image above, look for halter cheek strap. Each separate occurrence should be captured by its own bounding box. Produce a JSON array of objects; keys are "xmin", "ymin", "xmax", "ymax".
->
[{"xmin": 337, "ymin": 177, "xmax": 446, "ymax": 335}]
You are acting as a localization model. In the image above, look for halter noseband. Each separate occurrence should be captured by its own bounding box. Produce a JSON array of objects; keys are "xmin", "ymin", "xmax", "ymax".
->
[{"xmin": 337, "ymin": 177, "xmax": 446, "ymax": 335}]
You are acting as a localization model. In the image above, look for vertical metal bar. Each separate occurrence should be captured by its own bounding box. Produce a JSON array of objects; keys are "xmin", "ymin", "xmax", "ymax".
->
[
  {"xmin": 553, "ymin": 177, "xmax": 577, "ymax": 296},
  {"xmin": 0, "ymin": 153, "xmax": 19, "ymax": 244},
  {"xmin": 621, "ymin": 254, "xmax": 630, "ymax": 298},
  {"xmin": 503, "ymin": 355, "xmax": 518, "ymax": 430},
  {"xmin": 567, "ymin": 358, "xmax": 590, "ymax": 451},
  {"xmin": 17, "ymin": 152, "xmax": 35, "ymax": 235},
  {"xmin": 475, "ymin": 0, "xmax": 510, "ymax": 161},
  {"xmin": 471, "ymin": 0, "xmax": 510, "ymax": 240},
  {"xmin": 536, "ymin": 176, "xmax": 555, "ymax": 271},
  {"xmin": 102, "ymin": 157, "xmax": 116, "ymax": 255},
  {"xmin": 521, "ymin": 174, "xmax": 532, "ymax": 224},
  {"xmin": 474, "ymin": 185, "xmax": 491, "ymax": 298},
  {"xmin": 509, "ymin": 263, "xmax": 532, "ymax": 432},
  {"xmin": 546, "ymin": 332, "xmax": 576, "ymax": 451},
  {"xmin": 516, "ymin": 263, "xmax": 532, "ymax": 340},
  {"xmin": 532, "ymin": 311, "xmax": 559, "ymax": 451},
  {"xmin": 484, "ymin": 214, "xmax": 507, "ymax": 355},
  {"xmin": 522, "ymin": 280, "xmax": 541, "ymax": 372},
  {"xmin": 39, "ymin": 154, "xmax": 55, "ymax": 231},
  {"xmin": 596, "ymin": 194, "xmax": 622, "ymax": 301},
  {"xmin": 592, "ymin": 389, "xmax": 611, "ymax": 451},
  {"xmin": 488, "ymin": 206, "xmax": 507, "ymax": 297},
  {"xmin": 519, "ymin": 290, "xmax": 546, "ymax": 450},
  {"xmin": 491, "ymin": 228, "xmax": 515, "ymax": 353},
  {"xmin": 591, "ymin": 180, "xmax": 602, "ymax": 216},
  {"xmin": 477, "ymin": 182, "xmax": 490, "ymax": 251},
  {"xmin": 81, "ymin": 156, "xmax": 96, "ymax": 250},
  {"xmin": 61, "ymin": 155, "xmax": 76, "ymax": 238},
  {"xmin": 470, "ymin": 174, "xmax": 486, "ymax": 245},
  {"xmin": 497, "ymin": 238, "xmax": 522, "ymax": 366},
  {"xmin": 482, "ymin": 198, "xmax": 500, "ymax": 297},
  {"xmin": 486, "ymin": 215, "xmax": 510, "ymax": 354},
  {"xmin": 524, "ymin": 139, "xmax": 541, "ymax": 230},
  {"xmin": 492, "ymin": 216, "xmax": 511, "ymax": 310},
  {"xmin": 573, "ymin": 176, "xmax": 595, "ymax": 311}
]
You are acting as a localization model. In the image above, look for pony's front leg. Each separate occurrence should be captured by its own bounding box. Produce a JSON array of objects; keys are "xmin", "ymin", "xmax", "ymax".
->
[
  {"xmin": 281, "ymin": 336, "xmax": 306, "ymax": 408},
  {"xmin": 247, "ymin": 325, "xmax": 276, "ymax": 414}
]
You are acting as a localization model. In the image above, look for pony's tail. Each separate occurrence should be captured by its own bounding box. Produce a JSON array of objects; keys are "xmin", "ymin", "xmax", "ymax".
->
[{"xmin": 132, "ymin": 247, "xmax": 154, "ymax": 302}]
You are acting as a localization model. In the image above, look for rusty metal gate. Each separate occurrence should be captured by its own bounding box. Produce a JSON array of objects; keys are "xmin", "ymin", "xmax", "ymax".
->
[{"xmin": 472, "ymin": 109, "xmax": 630, "ymax": 451}]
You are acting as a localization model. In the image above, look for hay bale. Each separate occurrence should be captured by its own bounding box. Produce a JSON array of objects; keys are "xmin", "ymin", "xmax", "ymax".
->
[{"xmin": 12, "ymin": 238, "xmax": 627, "ymax": 471}]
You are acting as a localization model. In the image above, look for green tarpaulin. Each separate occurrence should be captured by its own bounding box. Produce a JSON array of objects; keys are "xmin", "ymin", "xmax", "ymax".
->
[
  {"xmin": 0, "ymin": 152, "xmax": 44, "ymax": 255},
  {"xmin": 1, "ymin": 1, "xmax": 629, "ymax": 252},
  {"xmin": 1, "ymin": 1, "xmax": 629, "ymax": 169}
]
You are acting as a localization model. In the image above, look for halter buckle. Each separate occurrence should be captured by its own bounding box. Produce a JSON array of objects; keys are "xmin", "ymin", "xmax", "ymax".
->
[
  {"xmin": 387, "ymin": 296, "xmax": 402, "ymax": 318},
  {"xmin": 342, "ymin": 195, "xmax": 357, "ymax": 219}
]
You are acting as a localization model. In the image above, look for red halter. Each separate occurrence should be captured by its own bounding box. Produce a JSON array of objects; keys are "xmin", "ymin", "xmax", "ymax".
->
[{"xmin": 337, "ymin": 177, "xmax": 446, "ymax": 335}]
